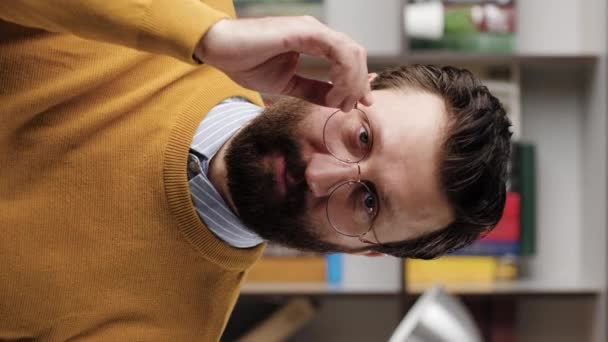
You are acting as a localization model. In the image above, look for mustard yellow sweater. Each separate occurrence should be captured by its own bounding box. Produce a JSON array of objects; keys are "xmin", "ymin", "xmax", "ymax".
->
[{"xmin": 0, "ymin": 1, "xmax": 266, "ymax": 340}]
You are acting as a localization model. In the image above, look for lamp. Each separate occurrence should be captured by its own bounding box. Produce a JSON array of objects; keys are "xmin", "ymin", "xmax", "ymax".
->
[{"xmin": 388, "ymin": 285, "xmax": 482, "ymax": 342}]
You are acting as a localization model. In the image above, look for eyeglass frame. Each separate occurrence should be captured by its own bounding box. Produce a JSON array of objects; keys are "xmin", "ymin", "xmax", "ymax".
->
[{"xmin": 322, "ymin": 104, "xmax": 381, "ymax": 246}]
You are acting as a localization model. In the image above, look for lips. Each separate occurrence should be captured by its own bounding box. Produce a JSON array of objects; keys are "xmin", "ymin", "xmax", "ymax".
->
[
  {"xmin": 273, "ymin": 154, "xmax": 287, "ymax": 197},
  {"xmin": 285, "ymin": 167, "xmax": 296, "ymax": 188}
]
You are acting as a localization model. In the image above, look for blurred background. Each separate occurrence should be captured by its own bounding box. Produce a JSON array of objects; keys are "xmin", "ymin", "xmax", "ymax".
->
[{"xmin": 222, "ymin": 1, "xmax": 607, "ymax": 341}]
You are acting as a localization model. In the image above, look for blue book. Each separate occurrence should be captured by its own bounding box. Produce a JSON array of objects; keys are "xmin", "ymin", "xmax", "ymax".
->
[
  {"xmin": 451, "ymin": 241, "xmax": 519, "ymax": 256},
  {"xmin": 326, "ymin": 253, "xmax": 343, "ymax": 285}
]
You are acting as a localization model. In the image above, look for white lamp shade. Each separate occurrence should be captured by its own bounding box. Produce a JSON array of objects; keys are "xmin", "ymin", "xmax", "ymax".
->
[{"xmin": 388, "ymin": 285, "xmax": 482, "ymax": 342}]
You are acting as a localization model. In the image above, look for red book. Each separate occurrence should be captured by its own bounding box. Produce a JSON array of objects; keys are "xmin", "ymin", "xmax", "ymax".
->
[{"xmin": 482, "ymin": 192, "xmax": 520, "ymax": 242}]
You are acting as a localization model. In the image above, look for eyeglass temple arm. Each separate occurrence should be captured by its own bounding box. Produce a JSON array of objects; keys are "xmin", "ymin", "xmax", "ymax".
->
[{"xmin": 358, "ymin": 227, "xmax": 375, "ymax": 245}]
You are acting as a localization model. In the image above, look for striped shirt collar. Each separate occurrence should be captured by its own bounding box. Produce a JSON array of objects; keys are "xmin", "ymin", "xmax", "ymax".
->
[{"xmin": 188, "ymin": 98, "xmax": 264, "ymax": 248}]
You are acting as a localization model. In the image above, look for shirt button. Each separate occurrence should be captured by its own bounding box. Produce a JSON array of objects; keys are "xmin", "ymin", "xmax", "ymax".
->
[{"xmin": 189, "ymin": 160, "xmax": 201, "ymax": 174}]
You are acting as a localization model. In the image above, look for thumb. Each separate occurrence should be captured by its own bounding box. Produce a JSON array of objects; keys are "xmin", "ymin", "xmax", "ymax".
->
[{"xmin": 282, "ymin": 75, "xmax": 334, "ymax": 107}]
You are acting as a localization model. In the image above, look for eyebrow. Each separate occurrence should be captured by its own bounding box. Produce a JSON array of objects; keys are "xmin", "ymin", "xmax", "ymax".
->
[{"xmin": 367, "ymin": 110, "xmax": 395, "ymax": 226}]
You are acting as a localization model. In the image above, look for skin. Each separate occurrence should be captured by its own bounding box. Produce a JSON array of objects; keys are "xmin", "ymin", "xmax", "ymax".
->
[
  {"xmin": 209, "ymin": 87, "xmax": 454, "ymax": 254},
  {"xmin": 196, "ymin": 16, "xmax": 373, "ymax": 112}
]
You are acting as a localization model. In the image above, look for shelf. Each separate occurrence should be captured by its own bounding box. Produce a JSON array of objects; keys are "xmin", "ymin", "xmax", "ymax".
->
[
  {"xmin": 385, "ymin": 53, "xmax": 598, "ymax": 66},
  {"xmin": 299, "ymin": 53, "xmax": 598, "ymax": 69},
  {"xmin": 241, "ymin": 279, "xmax": 603, "ymax": 297},
  {"xmin": 406, "ymin": 279, "xmax": 604, "ymax": 296},
  {"xmin": 241, "ymin": 282, "xmax": 402, "ymax": 296}
]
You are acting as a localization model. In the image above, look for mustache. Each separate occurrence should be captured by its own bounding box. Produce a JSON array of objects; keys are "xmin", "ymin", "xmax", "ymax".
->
[
  {"xmin": 223, "ymin": 96, "xmax": 354, "ymax": 253},
  {"xmin": 283, "ymin": 144, "xmax": 307, "ymax": 189}
]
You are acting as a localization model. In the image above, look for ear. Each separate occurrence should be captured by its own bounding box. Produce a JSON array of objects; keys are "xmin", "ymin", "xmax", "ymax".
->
[{"xmin": 352, "ymin": 250, "xmax": 385, "ymax": 257}]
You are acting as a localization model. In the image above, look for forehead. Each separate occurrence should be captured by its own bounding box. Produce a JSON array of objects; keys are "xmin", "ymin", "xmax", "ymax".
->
[{"xmin": 362, "ymin": 89, "xmax": 454, "ymax": 241}]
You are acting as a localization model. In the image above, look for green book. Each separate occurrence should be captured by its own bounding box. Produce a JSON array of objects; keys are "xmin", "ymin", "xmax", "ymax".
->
[
  {"xmin": 515, "ymin": 143, "xmax": 536, "ymax": 255},
  {"xmin": 408, "ymin": 1, "xmax": 515, "ymax": 54}
]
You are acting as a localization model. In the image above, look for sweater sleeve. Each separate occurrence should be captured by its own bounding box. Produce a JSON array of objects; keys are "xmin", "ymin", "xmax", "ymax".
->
[{"xmin": 0, "ymin": 0, "xmax": 229, "ymax": 64}]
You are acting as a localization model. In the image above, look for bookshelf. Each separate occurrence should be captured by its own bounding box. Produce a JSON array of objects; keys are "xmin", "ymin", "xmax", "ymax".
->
[
  {"xmin": 232, "ymin": 1, "xmax": 607, "ymax": 341},
  {"xmin": 406, "ymin": 279, "xmax": 604, "ymax": 296},
  {"xmin": 242, "ymin": 278, "xmax": 603, "ymax": 297},
  {"xmin": 300, "ymin": 54, "xmax": 598, "ymax": 69},
  {"xmin": 242, "ymin": 282, "xmax": 401, "ymax": 296}
]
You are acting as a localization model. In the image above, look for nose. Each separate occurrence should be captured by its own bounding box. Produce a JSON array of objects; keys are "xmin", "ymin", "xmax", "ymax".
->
[{"xmin": 305, "ymin": 153, "xmax": 359, "ymax": 198}]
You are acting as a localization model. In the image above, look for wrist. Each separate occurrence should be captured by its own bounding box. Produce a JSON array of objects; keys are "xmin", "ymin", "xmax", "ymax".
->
[{"xmin": 194, "ymin": 18, "xmax": 230, "ymax": 64}]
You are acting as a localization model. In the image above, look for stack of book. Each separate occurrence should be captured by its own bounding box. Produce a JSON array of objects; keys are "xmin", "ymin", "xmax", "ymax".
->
[
  {"xmin": 244, "ymin": 244, "xmax": 328, "ymax": 283},
  {"xmin": 233, "ymin": 0, "xmax": 323, "ymax": 19},
  {"xmin": 407, "ymin": 0, "xmax": 516, "ymax": 54}
]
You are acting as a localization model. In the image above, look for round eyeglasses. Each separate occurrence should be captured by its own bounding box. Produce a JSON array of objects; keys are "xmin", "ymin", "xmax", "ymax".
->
[{"xmin": 322, "ymin": 105, "xmax": 380, "ymax": 245}]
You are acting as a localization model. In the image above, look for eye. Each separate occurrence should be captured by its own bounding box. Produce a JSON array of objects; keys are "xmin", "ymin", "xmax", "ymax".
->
[
  {"xmin": 358, "ymin": 126, "xmax": 370, "ymax": 147},
  {"xmin": 348, "ymin": 183, "xmax": 379, "ymax": 226},
  {"xmin": 361, "ymin": 190, "xmax": 378, "ymax": 217}
]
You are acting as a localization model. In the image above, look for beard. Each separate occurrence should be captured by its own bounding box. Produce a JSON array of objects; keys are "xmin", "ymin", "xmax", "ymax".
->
[{"xmin": 224, "ymin": 98, "xmax": 343, "ymax": 253}]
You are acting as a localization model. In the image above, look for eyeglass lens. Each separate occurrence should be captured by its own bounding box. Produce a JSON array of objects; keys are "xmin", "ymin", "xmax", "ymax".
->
[{"xmin": 323, "ymin": 108, "xmax": 378, "ymax": 238}]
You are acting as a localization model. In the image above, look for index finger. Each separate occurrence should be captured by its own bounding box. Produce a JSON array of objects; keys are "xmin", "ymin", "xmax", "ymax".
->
[{"xmin": 282, "ymin": 17, "xmax": 373, "ymax": 107}]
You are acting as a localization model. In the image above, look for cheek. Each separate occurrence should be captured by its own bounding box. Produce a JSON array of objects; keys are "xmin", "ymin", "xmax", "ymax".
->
[
  {"xmin": 305, "ymin": 195, "xmax": 328, "ymax": 230},
  {"xmin": 297, "ymin": 114, "xmax": 330, "ymax": 159},
  {"xmin": 303, "ymin": 195, "xmax": 362, "ymax": 249},
  {"xmin": 304, "ymin": 194, "xmax": 341, "ymax": 243}
]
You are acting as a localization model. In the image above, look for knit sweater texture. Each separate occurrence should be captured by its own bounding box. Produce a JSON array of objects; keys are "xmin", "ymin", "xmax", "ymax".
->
[{"xmin": 0, "ymin": 1, "xmax": 265, "ymax": 340}]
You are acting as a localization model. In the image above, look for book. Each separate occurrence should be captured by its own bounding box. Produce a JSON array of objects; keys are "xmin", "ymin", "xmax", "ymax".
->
[
  {"xmin": 516, "ymin": 143, "xmax": 536, "ymax": 256},
  {"xmin": 505, "ymin": 141, "xmax": 536, "ymax": 256},
  {"xmin": 407, "ymin": 0, "xmax": 516, "ymax": 54},
  {"xmin": 405, "ymin": 256, "xmax": 517, "ymax": 285},
  {"xmin": 452, "ymin": 141, "xmax": 536, "ymax": 257},
  {"xmin": 234, "ymin": 0, "xmax": 323, "ymax": 19},
  {"xmin": 245, "ymin": 243, "xmax": 326, "ymax": 283},
  {"xmin": 481, "ymin": 192, "xmax": 520, "ymax": 242},
  {"xmin": 325, "ymin": 253, "xmax": 343, "ymax": 285},
  {"xmin": 245, "ymin": 255, "xmax": 326, "ymax": 283},
  {"xmin": 453, "ymin": 192, "xmax": 520, "ymax": 256},
  {"xmin": 451, "ymin": 241, "xmax": 519, "ymax": 256}
]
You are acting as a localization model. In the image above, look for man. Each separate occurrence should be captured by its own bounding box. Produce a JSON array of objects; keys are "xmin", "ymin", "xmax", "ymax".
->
[
  {"xmin": 0, "ymin": 0, "xmax": 511, "ymax": 341},
  {"xmin": 223, "ymin": 66, "xmax": 511, "ymax": 258}
]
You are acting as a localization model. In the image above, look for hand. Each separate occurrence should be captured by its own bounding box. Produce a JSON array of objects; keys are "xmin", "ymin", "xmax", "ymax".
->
[{"xmin": 195, "ymin": 16, "xmax": 373, "ymax": 111}]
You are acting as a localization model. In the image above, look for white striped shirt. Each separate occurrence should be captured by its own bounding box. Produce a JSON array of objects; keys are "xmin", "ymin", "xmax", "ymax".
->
[{"xmin": 188, "ymin": 98, "xmax": 264, "ymax": 248}]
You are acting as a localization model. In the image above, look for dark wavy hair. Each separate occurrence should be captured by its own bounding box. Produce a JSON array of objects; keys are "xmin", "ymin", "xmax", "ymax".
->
[{"xmin": 369, "ymin": 65, "xmax": 512, "ymax": 259}]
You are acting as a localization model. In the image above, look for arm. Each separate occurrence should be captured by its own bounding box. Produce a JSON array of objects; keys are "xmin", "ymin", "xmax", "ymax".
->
[
  {"xmin": 196, "ymin": 16, "xmax": 374, "ymax": 111},
  {"xmin": 0, "ymin": 0, "xmax": 225, "ymax": 63},
  {"xmin": 0, "ymin": 1, "xmax": 373, "ymax": 110}
]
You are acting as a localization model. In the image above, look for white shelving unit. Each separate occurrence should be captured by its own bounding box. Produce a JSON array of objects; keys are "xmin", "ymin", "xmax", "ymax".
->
[
  {"xmin": 242, "ymin": 278, "xmax": 603, "ymax": 297},
  {"xmin": 514, "ymin": 1, "xmax": 606, "ymax": 341},
  {"xmin": 407, "ymin": 279, "xmax": 604, "ymax": 296},
  {"xmin": 236, "ymin": 1, "xmax": 607, "ymax": 341},
  {"xmin": 242, "ymin": 282, "xmax": 401, "ymax": 296},
  {"xmin": 304, "ymin": 0, "xmax": 607, "ymax": 289}
]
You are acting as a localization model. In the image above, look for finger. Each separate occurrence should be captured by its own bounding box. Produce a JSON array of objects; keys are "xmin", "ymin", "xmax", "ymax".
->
[
  {"xmin": 361, "ymin": 73, "xmax": 376, "ymax": 106},
  {"xmin": 327, "ymin": 39, "xmax": 369, "ymax": 107},
  {"xmin": 340, "ymin": 97, "xmax": 357, "ymax": 113},
  {"xmin": 360, "ymin": 84, "xmax": 374, "ymax": 107},
  {"xmin": 282, "ymin": 74, "xmax": 333, "ymax": 107},
  {"xmin": 328, "ymin": 36, "xmax": 367, "ymax": 91},
  {"xmin": 265, "ymin": 51, "xmax": 300, "ymax": 84},
  {"xmin": 325, "ymin": 86, "xmax": 348, "ymax": 109},
  {"xmin": 282, "ymin": 18, "xmax": 369, "ymax": 101},
  {"xmin": 325, "ymin": 61, "xmax": 365, "ymax": 109}
]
